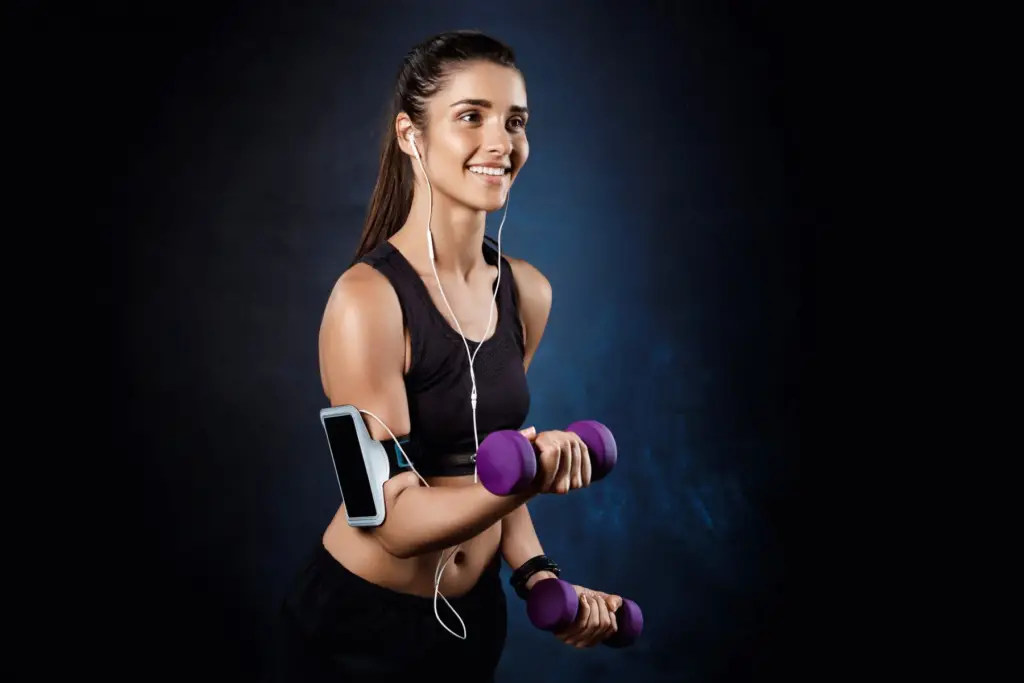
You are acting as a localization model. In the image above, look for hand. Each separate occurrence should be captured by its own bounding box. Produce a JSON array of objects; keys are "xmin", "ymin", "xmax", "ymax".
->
[
  {"xmin": 553, "ymin": 585, "xmax": 624, "ymax": 648},
  {"xmin": 519, "ymin": 426, "xmax": 593, "ymax": 494}
]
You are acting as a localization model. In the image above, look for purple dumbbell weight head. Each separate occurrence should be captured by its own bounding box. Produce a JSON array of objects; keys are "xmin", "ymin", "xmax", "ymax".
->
[
  {"xmin": 565, "ymin": 420, "xmax": 618, "ymax": 481},
  {"xmin": 475, "ymin": 430, "xmax": 538, "ymax": 496},
  {"xmin": 476, "ymin": 420, "xmax": 619, "ymax": 496},
  {"xmin": 526, "ymin": 578, "xmax": 643, "ymax": 648}
]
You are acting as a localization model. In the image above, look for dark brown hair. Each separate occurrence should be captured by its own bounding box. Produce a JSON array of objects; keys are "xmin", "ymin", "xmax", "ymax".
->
[{"xmin": 351, "ymin": 30, "xmax": 517, "ymax": 265}]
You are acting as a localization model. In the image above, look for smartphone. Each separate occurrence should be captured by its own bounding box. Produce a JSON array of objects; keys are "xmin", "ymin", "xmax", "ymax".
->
[{"xmin": 319, "ymin": 405, "xmax": 388, "ymax": 527}]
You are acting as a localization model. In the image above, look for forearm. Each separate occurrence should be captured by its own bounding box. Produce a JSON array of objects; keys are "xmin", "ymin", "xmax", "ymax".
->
[
  {"xmin": 500, "ymin": 504, "xmax": 559, "ymax": 589},
  {"xmin": 378, "ymin": 484, "xmax": 535, "ymax": 559}
]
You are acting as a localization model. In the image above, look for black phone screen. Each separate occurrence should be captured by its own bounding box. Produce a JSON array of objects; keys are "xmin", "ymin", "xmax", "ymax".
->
[{"xmin": 322, "ymin": 413, "xmax": 378, "ymax": 519}]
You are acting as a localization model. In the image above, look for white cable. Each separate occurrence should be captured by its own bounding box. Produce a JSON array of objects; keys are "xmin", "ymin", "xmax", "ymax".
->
[
  {"xmin": 408, "ymin": 137, "xmax": 511, "ymax": 640},
  {"xmin": 357, "ymin": 408, "xmax": 467, "ymax": 641}
]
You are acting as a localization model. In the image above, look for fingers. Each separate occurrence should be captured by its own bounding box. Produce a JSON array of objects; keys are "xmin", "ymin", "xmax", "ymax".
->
[
  {"xmin": 519, "ymin": 426, "xmax": 537, "ymax": 441},
  {"xmin": 556, "ymin": 592, "xmax": 589, "ymax": 645},
  {"xmin": 569, "ymin": 438, "xmax": 583, "ymax": 490},
  {"xmin": 572, "ymin": 592, "xmax": 616, "ymax": 648},
  {"xmin": 533, "ymin": 431, "xmax": 592, "ymax": 494},
  {"xmin": 600, "ymin": 591, "xmax": 623, "ymax": 613},
  {"xmin": 579, "ymin": 595, "xmax": 602, "ymax": 647},
  {"xmin": 594, "ymin": 591, "xmax": 620, "ymax": 638},
  {"xmin": 555, "ymin": 439, "xmax": 573, "ymax": 493},
  {"xmin": 537, "ymin": 443, "xmax": 561, "ymax": 493},
  {"xmin": 560, "ymin": 593, "xmax": 596, "ymax": 647},
  {"xmin": 579, "ymin": 437, "xmax": 593, "ymax": 487},
  {"xmin": 555, "ymin": 588, "xmax": 623, "ymax": 648},
  {"xmin": 588, "ymin": 594, "xmax": 614, "ymax": 647}
]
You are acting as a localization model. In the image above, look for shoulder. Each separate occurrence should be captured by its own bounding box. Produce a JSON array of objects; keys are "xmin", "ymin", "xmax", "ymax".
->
[
  {"xmin": 504, "ymin": 254, "xmax": 553, "ymax": 314},
  {"xmin": 321, "ymin": 262, "xmax": 404, "ymax": 348},
  {"xmin": 318, "ymin": 260, "xmax": 411, "ymax": 432},
  {"xmin": 502, "ymin": 254, "xmax": 553, "ymax": 359}
]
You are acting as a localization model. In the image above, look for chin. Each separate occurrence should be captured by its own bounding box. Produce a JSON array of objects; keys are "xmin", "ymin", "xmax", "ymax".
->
[
  {"xmin": 454, "ymin": 188, "xmax": 509, "ymax": 213},
  {"xmin": 460, "ymin": 168, "xmax": 515, "ymax": 212},
  {"xmin": 478, "ymin": 195, "xmax": 509, "ymax": 213}
]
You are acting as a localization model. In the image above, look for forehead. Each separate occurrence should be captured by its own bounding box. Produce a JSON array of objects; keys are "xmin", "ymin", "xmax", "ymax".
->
[{"xmin": 436, "ymin": 61, "xmax": 527, "ymax": 108}]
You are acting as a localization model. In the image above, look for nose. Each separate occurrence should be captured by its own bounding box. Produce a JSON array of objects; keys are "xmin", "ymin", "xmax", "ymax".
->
[{"xmin": 483, "ymin": 123, "xmax": 513, "ymax": 157}]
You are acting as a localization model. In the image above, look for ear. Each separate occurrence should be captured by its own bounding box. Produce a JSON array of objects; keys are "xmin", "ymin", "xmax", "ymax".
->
[{"xmin": 395, "ymin": 113, "xmax": 418, "ymax": 159}]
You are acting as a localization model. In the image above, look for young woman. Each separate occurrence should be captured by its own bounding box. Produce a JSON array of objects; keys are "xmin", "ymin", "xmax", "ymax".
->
[{"xmin": 277, "ymin": 30, "xmax": 623, "ymax": 682}]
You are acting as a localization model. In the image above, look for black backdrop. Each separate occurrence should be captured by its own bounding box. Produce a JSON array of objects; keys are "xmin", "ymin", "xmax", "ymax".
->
[{"xmin": 18, "ymin": 1, "xmax": 857, "ymax": 680}]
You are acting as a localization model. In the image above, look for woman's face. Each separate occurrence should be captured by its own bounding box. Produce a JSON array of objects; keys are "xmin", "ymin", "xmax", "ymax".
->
[{"xmin": 415, "ymin": 61, "xmax": 529, "ymax": 213}]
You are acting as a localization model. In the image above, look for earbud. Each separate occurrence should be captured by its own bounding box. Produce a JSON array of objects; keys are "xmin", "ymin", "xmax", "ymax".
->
[{"xmin": 407, "ymin": 131, "xmax": 420, "ymax": 159}]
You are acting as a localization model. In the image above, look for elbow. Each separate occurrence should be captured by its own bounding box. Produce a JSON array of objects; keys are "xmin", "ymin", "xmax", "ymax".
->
[
  {"xmin": 371, "ymin": 524, "xmax": 421, "ymax": 560},
  {"xmin": 380, "ymin": 538, "xmax": 418, "ymax": 560},
  {"xmin": 369, "ymin": 486, "xmax": 422, "ymax": 559}
]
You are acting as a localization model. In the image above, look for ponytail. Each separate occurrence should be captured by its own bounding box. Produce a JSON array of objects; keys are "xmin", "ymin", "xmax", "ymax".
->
[{"xmin": 351, "ymin": 125, "xmax": 413, "ymax": 265}]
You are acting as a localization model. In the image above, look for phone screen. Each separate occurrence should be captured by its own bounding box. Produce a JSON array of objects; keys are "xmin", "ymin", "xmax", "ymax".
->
[{"xmin": 322, "ymin": 413, "xmax": 378, "ymax": 519}]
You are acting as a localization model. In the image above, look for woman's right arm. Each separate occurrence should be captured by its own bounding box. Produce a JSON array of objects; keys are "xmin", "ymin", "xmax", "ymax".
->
[{"xmin": 319, "ymin": 264, "xmax": 537, "ymax": 559}]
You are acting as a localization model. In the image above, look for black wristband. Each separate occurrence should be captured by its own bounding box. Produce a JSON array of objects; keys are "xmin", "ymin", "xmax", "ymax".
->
[{"xmin": 510, "ymin": 555, "xmax": 561, "ymax": 600}]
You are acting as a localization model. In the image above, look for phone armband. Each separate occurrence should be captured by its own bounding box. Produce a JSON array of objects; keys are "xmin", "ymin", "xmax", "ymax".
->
[{"xmin": 318, "ymin": 405, "xmax": 417, "ymax": 528}]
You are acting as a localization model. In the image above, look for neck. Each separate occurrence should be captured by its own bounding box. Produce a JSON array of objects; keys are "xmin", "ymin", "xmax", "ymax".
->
[{"xmin": 396, "ymin": 188, "xmax": 488, "ymax": 277}]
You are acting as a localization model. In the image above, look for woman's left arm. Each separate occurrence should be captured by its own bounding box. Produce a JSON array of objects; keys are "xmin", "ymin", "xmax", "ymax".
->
[
  {"xmin": 500, "ymin": 256, "xmax": 558, "ymax": 586},
  {"xmin": 500, "ymin": 256, "xmax": 624, "ymax": 648}
]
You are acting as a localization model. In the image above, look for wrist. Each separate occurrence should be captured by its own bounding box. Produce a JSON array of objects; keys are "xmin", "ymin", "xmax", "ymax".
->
[{"xmin": 509, "ymin": 554, "xmax": 561, "ymax": 600}]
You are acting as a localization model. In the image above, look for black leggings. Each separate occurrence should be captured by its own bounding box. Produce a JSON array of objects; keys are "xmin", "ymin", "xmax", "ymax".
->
[{"xmin": 271, "ymin": 542, "xmax": 508, "ymax": 682}]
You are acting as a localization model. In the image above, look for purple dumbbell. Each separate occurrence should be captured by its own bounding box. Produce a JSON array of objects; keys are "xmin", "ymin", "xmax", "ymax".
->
[
  {"xmin": 526, "ymin": 578, "xmax": 643, "ymax": 648},
  {"xmin": 475, "ymin": 420, "xmax": 618, "ymax": 496}
]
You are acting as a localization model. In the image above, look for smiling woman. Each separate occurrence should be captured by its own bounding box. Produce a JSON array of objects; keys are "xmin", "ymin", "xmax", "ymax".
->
[
  {"xmin": 273, "ymin": 29, "xmax": 620, "ymax": 683},
  {"xmin": 353, "ymin": 44, "xmax": 530, "ymax": 268}
]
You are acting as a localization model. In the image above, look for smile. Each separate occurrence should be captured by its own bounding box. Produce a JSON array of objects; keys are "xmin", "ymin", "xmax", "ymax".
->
[
  {"xmin": 468, "ymin": 165, "xmax": 508, "ymax": 176},
  {"xmin": 467, "ymin": 165, "xmax": 509, "ymax": 185}
]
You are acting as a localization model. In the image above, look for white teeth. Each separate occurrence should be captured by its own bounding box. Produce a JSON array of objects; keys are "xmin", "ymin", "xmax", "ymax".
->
[{"xmin": 468, "ymin": 166, "xmax": 507, "ymax": 176}]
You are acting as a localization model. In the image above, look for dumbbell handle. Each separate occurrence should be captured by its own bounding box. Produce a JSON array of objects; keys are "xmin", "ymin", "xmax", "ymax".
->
[
  {"xmin": 476, "ymin": 420, "xmax": 618, "ymax": 496},
  {"xmin": 525, "ymin": 578, "xmax": 643, "ymax": 648}
]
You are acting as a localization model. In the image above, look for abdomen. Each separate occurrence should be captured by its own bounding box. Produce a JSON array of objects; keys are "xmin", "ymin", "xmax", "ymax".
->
[{"xmin": 321, "ymin": 474, "xmax": 503, "ymax": 598}]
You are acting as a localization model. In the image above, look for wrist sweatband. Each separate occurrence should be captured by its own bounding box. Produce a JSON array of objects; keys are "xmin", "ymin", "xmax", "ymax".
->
[{"xmin": 510, "ymin": 554, "xmax": 561, "ymax": 600}]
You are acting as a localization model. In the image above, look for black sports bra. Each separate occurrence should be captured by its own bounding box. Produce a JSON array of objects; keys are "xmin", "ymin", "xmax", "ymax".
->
[{"xmin": 359, "ymin": 239, "xmax": 531, "ymax": 477}]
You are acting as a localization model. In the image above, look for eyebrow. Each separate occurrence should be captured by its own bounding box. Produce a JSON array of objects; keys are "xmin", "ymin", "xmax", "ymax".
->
[{"xmin": 450, "ymin": 98, "xmax": 529, "ymax": 115}]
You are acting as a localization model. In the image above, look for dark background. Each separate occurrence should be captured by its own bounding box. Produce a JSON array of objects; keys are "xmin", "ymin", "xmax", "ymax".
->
[{"xmin": 17, "ymin": 1, "xmax": 859, "ymax": 680}]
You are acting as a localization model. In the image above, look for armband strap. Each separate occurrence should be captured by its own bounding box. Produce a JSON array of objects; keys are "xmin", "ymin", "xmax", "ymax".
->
[
  {"xmin": 510, "ymin": 555, "xmax": 561, "ymax": 600},
  {"xmin": 378, "ymin": 435, "xmax": 417, "ymax": 477}
]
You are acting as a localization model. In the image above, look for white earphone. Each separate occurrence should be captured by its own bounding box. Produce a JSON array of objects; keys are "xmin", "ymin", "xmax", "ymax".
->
[
  {"xmin": 399, "ymin": 129, "xmax": 511, "ymax": 640},
  {"xmin": 409, "ymin": 133, "xmax": 437, "ymax": 262}
]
